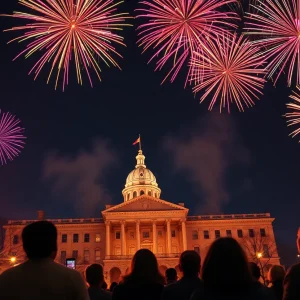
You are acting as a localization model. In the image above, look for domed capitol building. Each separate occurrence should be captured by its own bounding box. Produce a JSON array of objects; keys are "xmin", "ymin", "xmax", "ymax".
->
[{"xmin": 0, "ymin": 147, "xmax": 280, "ymax": 284}]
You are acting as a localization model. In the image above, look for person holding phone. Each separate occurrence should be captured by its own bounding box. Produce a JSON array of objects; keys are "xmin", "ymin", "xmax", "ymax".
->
[{"xmin": 0, "ymin": 221, "xmax": 89, "ymax": 300}]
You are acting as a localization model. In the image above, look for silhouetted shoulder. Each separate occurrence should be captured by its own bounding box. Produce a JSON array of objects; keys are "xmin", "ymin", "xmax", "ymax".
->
[
  {"xmin": 0, "ymin": 259, "xmax": 89, "ymax": 300},
  {"xmin": 283, "ymin": 263, "xmax": 300, "ymax": 300},
  {"xmin": 162, "ymin": 277, "xmax": 203, "ymax": 300},
  {"xmin": 113, "ymin": 281, "xmax": 163, "ymax": 300}
]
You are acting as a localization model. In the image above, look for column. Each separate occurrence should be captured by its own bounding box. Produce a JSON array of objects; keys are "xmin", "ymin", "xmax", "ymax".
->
[
  {"xmin": 166, "ymin": 219, "xmax": 171, "ymax": 254},
  {"xmin": 181, "ymin": 220, "xmax": 187, "ymax": 251},
  {"xmin": 121, "ymin": 221, "xmax": 126, "ymax": 255},
  {"xmin": 152, "ymin": 221, "xmax": 157, "ymax": 254},
  {"xmin": 136, "ymin": 221, "xmax": 140, "ymax": 250},
  {"xmin": 105, "ymin": 221, "xmax": 110, "ymax": 257}
]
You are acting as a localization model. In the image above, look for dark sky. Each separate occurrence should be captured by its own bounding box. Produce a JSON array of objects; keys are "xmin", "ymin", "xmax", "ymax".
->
[{"xmin": 0, "ymin": 0, "xmax": 299, "ymax": 266}]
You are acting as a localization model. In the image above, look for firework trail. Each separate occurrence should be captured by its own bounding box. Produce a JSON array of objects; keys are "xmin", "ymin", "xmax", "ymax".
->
[
  {"xmin": 136, "ymin": 0, "xmax": 238, "ymax": 85},
  {"xmin": 0, "ymin": 110, "xmax": 26, "ymax": 165},
  {"xmin": 246, "ymin": 0, "xmax": 300, "ymax": 87},
  {"xmin": 190, "ymin": 33, "xmax": 266, "ymax": 113},
  {"xmin": 2, "ymin": 0, "xmax": 131, "ymax": 90},
  {"xmin": 286, "ymin": 86, "xmax": 300, "ymax": 140}
]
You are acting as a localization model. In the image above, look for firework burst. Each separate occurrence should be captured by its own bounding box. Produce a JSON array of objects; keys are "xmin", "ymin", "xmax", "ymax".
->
[
  {"xmin": 286, "ymin": 86, "xmax": 300, "ymax": 140},
  {"xmin": 0, "ymin": 110, "xmax": 26, "ymax": 165},
  {"xmin": 2, "ymin": 0, "xmax": 131, "ymax": 90},
  {"xmin": 136, "ymin": 0, "xmax": 238, "ymax": 85},
  {"xmin": 246, "ymin": 0, "xmax": 300, "ymax": 87},
  {"xmin": 190, "ymin": 33, "xmax": 266, "ymax": 113}
]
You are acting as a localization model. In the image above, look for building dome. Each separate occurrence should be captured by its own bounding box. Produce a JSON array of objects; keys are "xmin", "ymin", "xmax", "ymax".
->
[{"xmin": 122, "ymin": 150, "xmax": 161, "ymax": 202}]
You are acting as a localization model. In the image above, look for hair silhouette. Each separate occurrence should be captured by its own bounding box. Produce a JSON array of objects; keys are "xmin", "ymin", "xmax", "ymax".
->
[{"xmin": 123, "ymin": 249, "xmax": 165, "ymax": 285}]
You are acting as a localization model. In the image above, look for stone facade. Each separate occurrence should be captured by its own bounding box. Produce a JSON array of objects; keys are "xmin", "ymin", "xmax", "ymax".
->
[{"xmin": 0, "ymin": 149, "xmax": 280, "ymax": 285}]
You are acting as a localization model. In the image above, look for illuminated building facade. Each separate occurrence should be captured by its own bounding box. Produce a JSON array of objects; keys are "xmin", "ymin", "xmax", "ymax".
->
[{"xmin": 0, "ymin": 150, "xmax": 280, "ymax": 284}]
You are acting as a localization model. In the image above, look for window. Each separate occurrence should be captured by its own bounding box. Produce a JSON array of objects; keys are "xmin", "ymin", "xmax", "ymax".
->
[
  {"xmin": 194, "ymin": 246, "xmax": 200, "ymax": 254},
  {"xmin": 84, "ymin": 233, "xmax": 90, "ymax": 243},
  {"xmin": 237, "ymin": 229, "xmax": 243, "ymax": 238},
  {"xmin": 155, "ymin": 193, "xmax": 157, "ymax": 198},
  {"xmin": 260, "ymin": 228, "xmax": 266, "ymax": 237},
  {"xmin": 263, "ymin": 244, "xmax": 270, "ymax": 257},
  {"xmin": 249, "ymin": 229, "xmax": 255, "ymax": 238},
  {"xmin": 62, "ymin": 234, "xmax": 67, "ymax": 243},
  {"xmin": 127, "ymin": 194, "xmax": 130, "ymax": 201},
  {"xmin": 148, "ymin": 191, "xmax": 152, "ymax": 196},
  {"xmin": 95, "ymin": 234, "xmax": 101, "ymax": 243},
  {"xmin": 115, "ymin": 231, "xmax": 121, "ymax": 240},
  {"xmin": 60, "ymin": 251, "xmax": 66, "ymax": 264},
  {"xmin": 73, "ymin": 234, "xmax": 79, "ymax": 243},
  {"xmin": 83, "ymin": 250, "xmax": 90, "ymax": 263},
  {"xmin": 204, "ymin": 230, "xmax": 210, "ymax": 239},
  {"xmin": 129, "ymin": 231, "xmax": 135, "ymax": 239},
  {"xmin": 215, "ymin": 230, "xmax": 220, "ymax": 239},
  {"xmin": 72, "ymin": 250, "xmax": 78, "ymax": 259},
  {"xmin": 171, "ymin": 230, "xmax": 176, "ymax": 238},
  {"xmin": 95, "ymin": 250, "xmax": 101, "ymax": 262},
  {"xmin": 158, "ymin": 230, "xmax": 162, "ymax": 237},
  {"xmin": 192, "ymin": 230, "xmax": 198, "ymax": 240},
  {"xmin": 143, "ymin": 231, "xmax": 150, "ymax": 239},
  {"xmin": 140, "ymin": 190, "xmax": 145, "ymax": 196},
  {"xmin": 133, "ymin": 191, "xmax": 137, "ymax": 198},
  {"xmin": 12, "ymin": 235, "xmax": 19, "ymax": 245},
  {"xmin": 226, "ymin": 230, "xmax": 232, "ymax": 237}
]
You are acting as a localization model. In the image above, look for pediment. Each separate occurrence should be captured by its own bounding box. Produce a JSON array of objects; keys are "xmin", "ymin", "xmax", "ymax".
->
[{"xmin": 102, "ymin": 195, "xmax": 188, "ymax": 213}]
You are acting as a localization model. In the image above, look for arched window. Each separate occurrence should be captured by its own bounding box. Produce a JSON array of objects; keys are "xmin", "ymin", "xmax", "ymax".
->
[
  {"xmin": 127, "ymin": 193, "xmax": 130, "ymax": 201},
  {"xmin": 140, "ymin": 190, "xmax": 145, "ymax": 196},
  {"xmin": 155, "ymin": 193, "xmax": 157, "ymax": 198},
  {"xmin": 148, "ymin": 191, "xmax": 152, "ymax": 196},
  {"xmin": 133, "ymin": 191, "xmax": 137, "ymax": 198}
]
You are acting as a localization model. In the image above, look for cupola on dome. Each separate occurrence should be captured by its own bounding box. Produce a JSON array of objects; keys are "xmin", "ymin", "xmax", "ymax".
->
[{"xmin": 122, "ymin": 149, "xmax": 161, "ymax": 202}]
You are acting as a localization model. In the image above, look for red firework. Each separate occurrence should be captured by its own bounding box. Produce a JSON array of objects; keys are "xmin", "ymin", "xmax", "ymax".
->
[
  {"xmin": 190, "ymin": 33, "xmax": 266, "ymax": 112},
  {"xmin": 246, "ymin": 0, "xmax": 300, "ymax": 87},
  {"xmin": 136, "ymin": 0, "xmax": 238, "ymax": 84},
  {"xmin": 2, "ymin": 0, "xmax": 131, "ymax": 90},
  {"xmin": 0, "ymin": 110, "xmax": 26, "ymax": 165}
]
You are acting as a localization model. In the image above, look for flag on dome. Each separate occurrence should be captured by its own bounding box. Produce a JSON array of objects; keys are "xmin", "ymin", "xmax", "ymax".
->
[{"xmin": 132, "ymin": 136, "xmax": 140, "ymax": 146}]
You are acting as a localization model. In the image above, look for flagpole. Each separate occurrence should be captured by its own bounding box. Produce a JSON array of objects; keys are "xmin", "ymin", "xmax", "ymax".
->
[{"xmin": 139, "ymin": 134, "xmax": 142, "ymax": 151}]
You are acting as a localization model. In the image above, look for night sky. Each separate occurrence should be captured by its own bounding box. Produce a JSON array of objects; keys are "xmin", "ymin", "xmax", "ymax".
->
[{"xmin": 0, "ymin": 0, "xmax": 299, "ymax": 266}]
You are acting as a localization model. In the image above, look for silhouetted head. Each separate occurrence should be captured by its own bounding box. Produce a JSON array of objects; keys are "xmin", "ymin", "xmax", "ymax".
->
[
  {"xmin": 268, "ymin": 265, "xmax": 285, "ymax": 283},
  {"xmin": 179, "ymin": 250, "xmax": 201, "ymax": 277},
  {"xmin": 201, "ymin": 238, "xmax": 253, "ymax": 292},
  {"xmin": 22, "ymin": 221, "xmax": 57, "ymax": 260},
  {"xmin": 249, "ymin": 262, "xmax": 261, "ymax": 281},
  {"xmin": 123, "ymin": 249, "xmax": 165, "ymax": 284},
  {"xmin": 165, "ymin": 268, "xmax": 177, "ymax": 282},
  {"xmin": 85, "ymin": 264, "xmax": 104, "ymax": 287},
  {"xmin": 109, "ymin": 282, "xmax": 118, "ymax": 292},
  {"xmin": 102, "ymin": 281, "xmax": 108, "ymax": 290}
]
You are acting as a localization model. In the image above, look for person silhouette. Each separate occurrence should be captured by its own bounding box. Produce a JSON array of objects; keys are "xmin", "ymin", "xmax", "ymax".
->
[{"xmin": 0, "ymin": 221, "xmax": 89, "ymax": 300}]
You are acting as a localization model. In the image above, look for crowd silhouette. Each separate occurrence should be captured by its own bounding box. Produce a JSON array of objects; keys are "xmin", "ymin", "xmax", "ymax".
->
[{"xmin": 0, "ymin": 220, "xmax": 299, "ymax": 300}]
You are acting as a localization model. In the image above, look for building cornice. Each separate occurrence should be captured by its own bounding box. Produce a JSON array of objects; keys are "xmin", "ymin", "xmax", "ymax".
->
[{"xmin": 186, "ymin": 218, "xmax": 274, "ymax": 226}]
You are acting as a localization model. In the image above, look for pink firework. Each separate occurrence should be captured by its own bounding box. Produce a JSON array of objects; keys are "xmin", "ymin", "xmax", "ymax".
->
[
  {"xmin": 2, "ymin": 0, "xmax": 131, "ymax": 90},
  {"xmin": 136, "ymin": 0, "xmax": 238, "ymax": 85},
  {"xmin": 190, "ymin": 33, "xmax": 266, "ymax": 112},
  {"xmin": 246, "ymin": 0, "xmax": 300, "ymax": 87},
  {"xmin": 0, "ymin": 110, "xmax": 26, "ymax": 165},
  {"xmin": 286, "ymin": 86, "xmax": 300, "ymax": 140}
]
